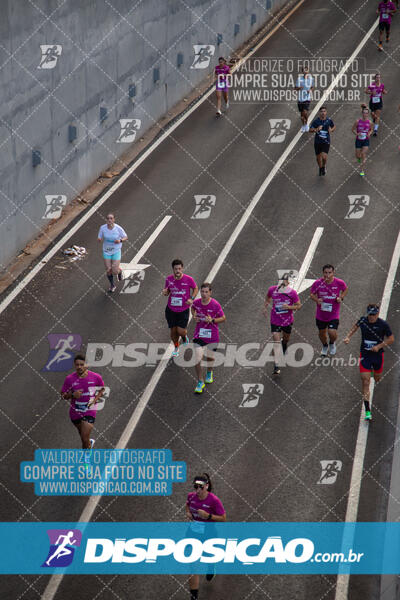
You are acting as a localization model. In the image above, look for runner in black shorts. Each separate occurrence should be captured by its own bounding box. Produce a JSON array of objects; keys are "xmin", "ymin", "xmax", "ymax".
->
[
  {"xmin": 365, "ymin": 73, "xmax": 387, "ymax": 136},
  {"xmin": 377, "ymin": 1, "xmax": 396, "ymax": 50},
  {"xmin": 163, "ymin": 259, "xmax": 198, "ymax": 357},
  {"xmin": 344, "ymin": 304, "xmax": 394, "ymax": 420},
  {"xmin": 310, "ymin": 106, "xmax": 335, "ymax": 176}
]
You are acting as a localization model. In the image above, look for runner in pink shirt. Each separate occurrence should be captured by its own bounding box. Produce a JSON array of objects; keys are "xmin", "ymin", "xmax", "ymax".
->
[
  {"xmin": 162, "ymin": 259, "xmax": 198, "ymax": 357},
  {"xmin": 365, "ymin": 73, "xmax": 388, "ymax": 136},
  {"xmin": 264, "ymin": 273, "xmax": 301, "ymax": 375},
  {"xmin": 351, "ymin": 104, "xmax": 373, "ymax": 176},
  {"xmin": 214, "ymin": 57, "xmax": 231, "ymax": 117},
  {"xmin": 191, "ymin": 282, "xmax": 226, "ymax": 393},
  {"xmin": 61, "ymin": 354, "xmax": 105, "ymax": 449},
  {"xmin": 377, "ymin": 1, "xmax": 396, "ymax": 50},
  {"xmin": 310, "ymin": 264, "xmax": 348, "ymax": 357},
  {"xmin": 185, "ymin": 472, "xmax": 226, "ymax": 599}
]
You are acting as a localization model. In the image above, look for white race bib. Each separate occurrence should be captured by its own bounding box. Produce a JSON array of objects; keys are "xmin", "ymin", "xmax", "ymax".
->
[
  {"xmin": 372, "ymin": 95, "xmax": 381, "ymax": 103},
  {"xmin": 382, "ymin": 12, "xmax": 389, "ymax": 18},
  {"xmin": 171, "ymin": 297, "xmax": 182, "ymax": 307},
  {"xmin": 318, "ymin": 130, "xmax": 328, "ymax": 138},
  {"xmin": 364, "ymin": 339, "xmax": 376, "ymax": 350},
  {"xmin": 75, "ymin": 401, "xmax": 89, "ymax": 412},
  {"xmin": 104, "ymin": 246, "xmax": 115, "ymax": 254},
  {"xmin": 358, "ymin": 132, "xmax": 367, "ymax": 140},
  {"xmin": 199, "ymin": 328, "xmax": 212, "ymax": 338},
  {"xmin": 275, "ymin": 303, "xmax": 288, "ymax": 314},
  {"xmin": 321, "ymin": 302, "xmax": 333, "ymax": 312}
]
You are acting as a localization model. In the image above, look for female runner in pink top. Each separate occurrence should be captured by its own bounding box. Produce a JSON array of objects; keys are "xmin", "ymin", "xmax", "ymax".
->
[{"xmin": 351, "ymin": 104, "xmax": 373, "ymax": 176}]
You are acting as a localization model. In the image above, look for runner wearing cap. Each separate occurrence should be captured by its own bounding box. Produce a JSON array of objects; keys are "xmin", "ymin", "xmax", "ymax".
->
[
  {"xmin": 263, "ymin": 273, "xmax": 301, "ymax": 375},
  {"xmin": 310, "ymin": 265, "xmax": 348, "ymax": 356},
  {"xmin": 191, "ymin": 283, "xmax": 226, "ymax": 394},
  {"xmin": 344, "ymin": 304, "xmax": 394, "ymax": 420},
  {"xmin": 185, "ymin": 472, "xmax": 226, "ymax": 599}
]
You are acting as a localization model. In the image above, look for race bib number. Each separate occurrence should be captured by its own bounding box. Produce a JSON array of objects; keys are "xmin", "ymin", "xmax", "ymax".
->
[
  {"xmin": 199, "ymin": 328, "xmax": 212, "ymax": 338},
  {"xmin": 75, "ymin": 401, "xmax": 89, "ymax": 413},
  {"xmin": 358, "ymin": 132, "xmax": 367, "ymax": 140},
  {"xmin": 382, "ymin": 12, "xmax": 389, "ymax": 18},
  {"xmin": 171, "ymin": 296, "xmax": 183, "ymax": 307},
  {"xmin": 364, "ymin": 339, "xmax": 376, "ymax": 350},
  {"xmin": 372, "ymin": 95, "xmax": 381, "ymax": 103},
  {"xmin": 275, "ymin": 303, "xmax": 288, "ymax": 314},
  {"xmin": 318, "ymin": 130, "xmax": 328, "ymax": 138},
  {"xmin": 104, "ymin": 245, "xmax": 115, "ymax": 254},
  {"xmin": 190, "ymin": 521, "xmax": 205, "ymax": 534},
  {"xmin": 321, "ymin": 302, "xmax": 333, "ymax": 312}
]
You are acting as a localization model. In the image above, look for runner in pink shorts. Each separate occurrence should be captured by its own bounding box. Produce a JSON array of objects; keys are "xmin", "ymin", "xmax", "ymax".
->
[{"xmin": 215, "ymin": 57, "xmax": 231, "ymax": 117}]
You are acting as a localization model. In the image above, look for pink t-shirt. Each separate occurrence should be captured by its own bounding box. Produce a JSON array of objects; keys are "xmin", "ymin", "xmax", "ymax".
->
[
  {"xmin": 311, "ymin": 277, "xmax": 347, "ymax": 321},
  {"xmin": 165, "ymin": 274, "xmax": 197, "ymax": 313},
  {"xmin": 368, "ymin": 83, "xmax": 385, "ymax": 102},
  {"xmin": 192, "ymin": 298, "xmax": 224, "ymax": 343},
  {"xmin": 379, "ymin": 2, "xmax": 395, "ymax": 23},
  {"xmin": 215, "ymin": 64, "xmax": 230, "ymax": 88},
  {"xmin": 186, "ymin": 491, "xmax": 225, "ymax": 521},
  {"xmin": 61, "ymin": 370, "xmax": 105, "ymax": 421},
  {"xmin": 267, "ymin": 285, "xmax": 299, "ymax": 326},
  {"xmin": 356, "ymin": 119, "xmax": 371, "ymax": 140}
]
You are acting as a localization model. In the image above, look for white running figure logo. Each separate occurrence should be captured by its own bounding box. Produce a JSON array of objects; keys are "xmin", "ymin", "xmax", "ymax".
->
[
  {"xmin": 46, "ymin": 531, "xmax": 77, "ymax": 566},
  {"xmin": 45, "ymin": 335, "xmax": 76, "ymax": 370}
]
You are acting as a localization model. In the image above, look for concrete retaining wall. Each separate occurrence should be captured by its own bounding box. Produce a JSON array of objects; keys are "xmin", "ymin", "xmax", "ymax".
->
[{"xmin": 0, "ymin": 0, "xmax": 289, "ymax": 271}]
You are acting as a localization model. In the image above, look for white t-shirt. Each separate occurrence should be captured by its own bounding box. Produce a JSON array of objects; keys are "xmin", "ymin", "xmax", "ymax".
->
[
  {"xmin": 98, "ymin": 224, "xmax": 127, "ymax": 256},
  {"xmin": 296, "ymin": 74, "xmax": 313, "ymax": 102}
]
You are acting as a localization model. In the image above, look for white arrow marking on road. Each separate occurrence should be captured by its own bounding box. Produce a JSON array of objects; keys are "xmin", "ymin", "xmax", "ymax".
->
[
  {"xmin": 297, "ymin": 278, "xmax": 316, "ymax": 294},
  {"xmin": 119, "ymin": 215, "xmax": 172, "ymax": 276}
]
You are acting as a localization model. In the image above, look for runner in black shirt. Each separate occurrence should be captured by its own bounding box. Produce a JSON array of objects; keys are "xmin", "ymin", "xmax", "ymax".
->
[
  {"xmin": 344, "ymin": 304, "xmax": 394, "ymax": 420},
  {"xmin": 310, "ymin": 106, "xmax": 335, "ymax": 176}
]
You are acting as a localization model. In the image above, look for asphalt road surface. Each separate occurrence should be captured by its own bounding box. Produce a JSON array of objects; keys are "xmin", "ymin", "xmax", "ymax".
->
[{"xmin": 1, "ymin": 0, "xmax": 400, "ymax": 599}]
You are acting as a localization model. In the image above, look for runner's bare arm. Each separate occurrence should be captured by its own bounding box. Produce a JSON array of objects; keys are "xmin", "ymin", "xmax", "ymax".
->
[{"xmin": 343, "ymin": 322, "xmax": 359, "ymax": 343}]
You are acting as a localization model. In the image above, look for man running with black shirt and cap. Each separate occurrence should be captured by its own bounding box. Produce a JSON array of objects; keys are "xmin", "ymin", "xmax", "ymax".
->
[
  {"xmin": 310, "ymin": 106, "xmax": 335, "ymax": 176},
  {"xmin": 344, "ymin": 304, "xmax": 394, "ymax": 421}
]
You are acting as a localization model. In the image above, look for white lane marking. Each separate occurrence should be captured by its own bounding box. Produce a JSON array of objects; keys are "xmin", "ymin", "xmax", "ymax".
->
[
  {"xmin": 43, "ymin": 9, "xmax": 378, "ymax": 600},
  {"xmin": 0, "ymin": 1, "xmax": 306, "ymax": 319},
  {"xmin": 335, "ymin": 230, "xmax": 400, "ymax": 600},
  {"xmin": 119, "ymin": 215, "xmax": 171, "ymax": 276},
  {"xmin": 292, "ymin": 227, "xmax": 323, "ymax": 293}
]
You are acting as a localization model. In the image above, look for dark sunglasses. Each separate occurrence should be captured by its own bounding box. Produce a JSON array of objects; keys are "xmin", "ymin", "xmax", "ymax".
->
[{"xmin": 194, "ymin": 484, "xmax": 205, "ymax": 490}]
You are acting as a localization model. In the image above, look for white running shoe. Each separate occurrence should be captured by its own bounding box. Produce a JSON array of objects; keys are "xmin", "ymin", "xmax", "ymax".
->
[
  {"xmin": 171, "ymin": 347, "xmax": 179, "ymax": 357},
  {"xmin": 225, "ymin": 102, "xmax": 230, "ymax": 109},
  {"xmin": 321, "ymin": 345, "xmax": 329, "ymax": 356},
  {"xmin": 89, "ymin": 438, "xmax": 95, "ymax": 449},
  {"xmin": 329, "ymin": 342, "xmax": 337, "ymax": 356}
]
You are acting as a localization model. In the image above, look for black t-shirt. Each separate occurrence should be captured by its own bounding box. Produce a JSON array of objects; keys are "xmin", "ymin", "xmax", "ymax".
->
[
  {"xmin": 311, "ymin": 117, "xmax": 334, "ymax": 144},
  {"xmin": 356, "ymin": 316, "xmax": 392, "ymax": 354}
]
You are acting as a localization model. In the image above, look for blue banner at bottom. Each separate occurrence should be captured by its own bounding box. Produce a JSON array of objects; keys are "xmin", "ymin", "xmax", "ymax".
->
[{"xmin": 0, "ymin": 522, "xmax": 399, "ymax": 574}]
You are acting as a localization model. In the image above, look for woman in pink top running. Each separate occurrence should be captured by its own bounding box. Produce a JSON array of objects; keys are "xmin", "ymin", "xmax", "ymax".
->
[
  {"xmin": 351, "ymin": 104, "xmax": 373, "ymax": 176},
  {"xmin": 365, "ymin": 73, "xmax": 387, "ymax": 136},
  {"xmin": 214, "ymin": 57, "xmax": 231, "ymax": 117}
]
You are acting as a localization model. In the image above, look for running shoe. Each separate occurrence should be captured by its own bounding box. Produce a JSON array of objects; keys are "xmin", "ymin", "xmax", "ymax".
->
[
  {"xmin": 205, "ymin": 371, "xmax": 213, "ymax": 384},
  {"xmin": 321, "ymin": 166, "xmax": 326, "ymax": 176},
  {"xmin": 225, "ymin": 102, "xmax": 230, "ymax": 109},
  {"xmin": 172, "ymin": 347, "xmax": 179, "ymax": 357},
  {"xmin": 108, "ymin": 285, "xmax": 117, "ymax": 293},
  {"xmin": 329, "ymin": 342, "xmax": 336, "ymax": 355},
  {"xmin": 321, "ymin": 345, "xmax": 329, "ymax": 356},
  {"xmin": 365, "ymin": 410, "xmax": 372, "ymax": 421},
  {"xmin": 359, "ymin": 170, "xmax": 365, "ymax": 177},
  {"xmin": 378, "ymin": 43, "xmax": 383, "ymax": 52},
  {"xmin": 195, "ymin": 381, "xmax": 205, "ymax": 394},
  {"xmin": 206, "ymin": 565, "xmax": 216, "ymax": 581},
  {"xmin": 117, "ymin": 270, "xmax": 124, "ymax": 281},
  {"xmin": 216, "ymin": 110, "xmax": 222, "ymax": 117},
  {"xmin": 273, "ymin": 364, "xmax": 280, "ymax": 375},
  {"xmin": 357, "ymin": 157, "xmax": 362, "ymax": 163},
  {"xmin": 181, "ymin": 335, "xmax": 189, "ymax": 346},
  {"xmin": 319, "ymin": 167, "xmax": 323, "ymax": 176},
  {"xmin": 89, "ymin": 438, "xmax": 95, "ymax": 449},
  {"xmin": 373, "ymin": 131, "xmax": 377, "ymax": 137}
]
